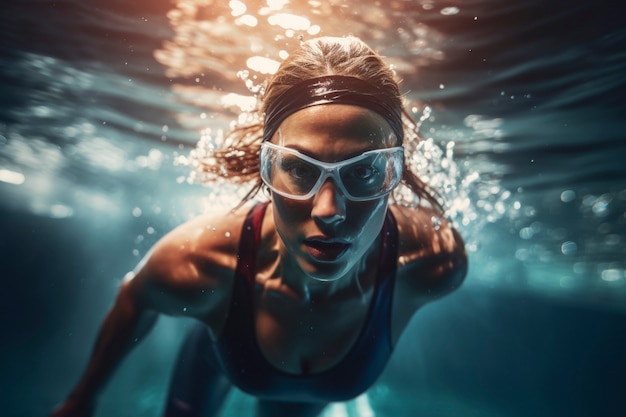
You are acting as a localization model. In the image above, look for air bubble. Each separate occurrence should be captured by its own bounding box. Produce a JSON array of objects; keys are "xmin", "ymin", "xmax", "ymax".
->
[{"xmin": 560, "ymin": 241, "xmax": 577, "ymax": 256}]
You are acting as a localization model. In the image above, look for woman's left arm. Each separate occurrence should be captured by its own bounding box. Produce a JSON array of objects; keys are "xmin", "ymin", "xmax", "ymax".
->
[{"xmin": 392, "ymin": 205, "xmax": 468, "ymax": 301}]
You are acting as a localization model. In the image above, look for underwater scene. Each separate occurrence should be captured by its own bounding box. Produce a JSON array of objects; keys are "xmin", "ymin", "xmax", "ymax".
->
[{"xmin": 1, "ymin": 0, "xmax": 625, "ymax": 416}]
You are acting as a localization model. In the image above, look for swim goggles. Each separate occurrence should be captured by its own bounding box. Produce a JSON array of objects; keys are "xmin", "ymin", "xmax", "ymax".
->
[{"xmin": 260, "ymin": 142, "xmax": 404, "ymax": 201}]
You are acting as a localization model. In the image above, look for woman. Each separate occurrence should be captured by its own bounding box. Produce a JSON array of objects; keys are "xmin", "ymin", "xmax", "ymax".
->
[{"xmin": 51, "ymin": 36, "xmax": 467, "ymax": 417}]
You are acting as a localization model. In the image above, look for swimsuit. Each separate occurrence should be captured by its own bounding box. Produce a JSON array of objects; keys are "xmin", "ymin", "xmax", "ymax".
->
[{"xmin": 209, "ymin": 202, "xmax": 399, "ymax": 403}]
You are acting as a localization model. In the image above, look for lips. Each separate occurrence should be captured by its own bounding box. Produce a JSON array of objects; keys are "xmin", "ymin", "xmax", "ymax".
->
[{"xmin": 303, "ymin": 238, "xmax": 350, "ymax": 261}]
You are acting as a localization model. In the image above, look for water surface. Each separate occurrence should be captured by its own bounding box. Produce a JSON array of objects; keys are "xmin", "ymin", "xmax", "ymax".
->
[{"xmin": 1, "ymin": 1, "xmax": 625, "ymax": 416}]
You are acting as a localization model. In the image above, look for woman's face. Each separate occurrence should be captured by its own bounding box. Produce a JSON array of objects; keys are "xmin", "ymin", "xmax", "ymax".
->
[{"xmin": 269, "ymin": 104, "xmax": 399, "ymax": 281}]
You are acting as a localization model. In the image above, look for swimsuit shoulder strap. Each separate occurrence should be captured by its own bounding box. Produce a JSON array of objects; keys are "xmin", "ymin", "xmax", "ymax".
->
[
  {"xmin": 371, "ymin": 208, "xmax": 399, "ymax": 350},
  {"xmin": 235, "ymin": 202, "xmax": 269, "ymax": 286}
]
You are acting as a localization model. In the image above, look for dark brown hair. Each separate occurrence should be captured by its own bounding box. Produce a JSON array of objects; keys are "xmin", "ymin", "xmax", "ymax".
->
[{"xmin": 195, "ymin": 36, "xmax": 444, "ymax": 213}]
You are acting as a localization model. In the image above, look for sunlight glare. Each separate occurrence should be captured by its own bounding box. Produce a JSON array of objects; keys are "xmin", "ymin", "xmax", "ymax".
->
[
  {"xmin": 236, "ymin": 15, "xmax": 258, "ymax": 27},
  {"xmin": 440, "ymin": 6, "xmax": 460, "ymax": 15},
  {"xmin": 308, "ymin": 24, "xmax": 321, "ymax": 35},
  {"xmin": 266, "ymin": 0, "xmax": 289, "ymax": 10},
  {"xmin": 221, "ymin": 93, "xmax": 258, "ymax": 112},
  {"xmin": 246, "ymin": 56, "xmax": 281, "ymax": 74},
  {"xmin": 229, "ymin": 0, "xmax": 246, "ymax": 16},
  {"xmin": 268, "ymin": 13, "xmax": 311, "ymax": 31},
  {"xmin": 0, "ymin": 169, "xmax": 26, "ymax": 185}
]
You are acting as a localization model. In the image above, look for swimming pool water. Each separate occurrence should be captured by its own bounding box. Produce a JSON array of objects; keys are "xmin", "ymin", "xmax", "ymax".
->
[{"xmin": 1, "ymin": 0, "xmax": 625, "ymax": 416}]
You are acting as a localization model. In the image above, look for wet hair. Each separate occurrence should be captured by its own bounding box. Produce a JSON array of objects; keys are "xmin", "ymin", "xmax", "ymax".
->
[{"xmin": 195, "ymin": 35, "xmax": 444, "ymax": 213}]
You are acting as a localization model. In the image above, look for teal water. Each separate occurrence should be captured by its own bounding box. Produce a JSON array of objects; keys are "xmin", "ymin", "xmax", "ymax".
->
[{"xmin": 1, "ymin": 0, "xmax": 625, "ymax": 416}]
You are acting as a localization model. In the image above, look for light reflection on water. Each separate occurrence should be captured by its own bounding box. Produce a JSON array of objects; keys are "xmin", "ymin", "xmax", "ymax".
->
[
  {"xmin": 159, "ymin": 0, "xmax": 513, "ymax": 227},
  {"xmin": 160, "ymin": 0, "xmax": 624, "ymax": 305},
  {"xmin": 1, "ymin": 2, "xmax": 626, "ymax": 417},
  {"xmin": 1, "ymin": 0, "xmax": 625, "ymax": 308}
]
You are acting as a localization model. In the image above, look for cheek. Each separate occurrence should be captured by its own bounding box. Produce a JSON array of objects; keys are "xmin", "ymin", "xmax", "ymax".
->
[
  {"xmin": 272, "ymin": 197, "xmax": 309, "ymax": 236},
  {"xmin": 348, "ymin": 198, "xmax": 388, "ymax": 237}
]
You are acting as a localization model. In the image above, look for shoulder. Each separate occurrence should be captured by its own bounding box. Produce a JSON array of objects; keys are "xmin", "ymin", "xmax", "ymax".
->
[
  {"xmin": 151, "ymin": 204, "xmax": 251, "ymax": 270},
  {"xmin": 389, "ymin": 204, "xmax": 468, "ymax": 301},
  {"xmin": 122, "ymin": 204, "xmax": 255, "ymax": 318}
]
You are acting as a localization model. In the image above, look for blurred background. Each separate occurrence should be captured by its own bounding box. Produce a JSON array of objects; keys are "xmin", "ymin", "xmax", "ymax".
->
[{"xmin": 1, "ymin": 1, "xmax": 625, "ymax": 416}]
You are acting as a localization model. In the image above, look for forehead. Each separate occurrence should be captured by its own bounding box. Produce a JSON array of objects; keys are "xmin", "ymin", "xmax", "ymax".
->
[{"xmin": 274, "ymin": 104, "xmax": 397, "ymax": 155}]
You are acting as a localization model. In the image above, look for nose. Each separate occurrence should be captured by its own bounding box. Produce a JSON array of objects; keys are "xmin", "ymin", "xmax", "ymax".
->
[{"xmin": 311, "ymin": 179, "xmax": 346, "ymax": 226}]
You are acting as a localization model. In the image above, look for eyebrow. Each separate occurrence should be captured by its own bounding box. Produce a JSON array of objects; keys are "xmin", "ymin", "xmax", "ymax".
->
[
  {"xmin": 282, "ymin": 144, "xmax": 376, "ymax": 162},
  {"xmin": 276, "ymin": 130, "xmax": 380, "ymax": 161}
]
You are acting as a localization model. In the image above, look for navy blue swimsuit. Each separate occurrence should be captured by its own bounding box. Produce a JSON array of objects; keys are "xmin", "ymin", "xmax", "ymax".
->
[{"xmin": 209, "ymin": 203, "xmax": 399, "ymax": 403}]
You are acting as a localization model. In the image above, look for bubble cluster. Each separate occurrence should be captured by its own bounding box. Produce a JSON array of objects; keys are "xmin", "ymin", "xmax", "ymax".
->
[{"xmin": 393, "ymin": 106, "xmax": 512, "ymax": 239}]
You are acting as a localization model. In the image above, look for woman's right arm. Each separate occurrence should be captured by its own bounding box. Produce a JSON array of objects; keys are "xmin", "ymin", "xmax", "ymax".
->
[
  {"xmin": 49, "ymin": 213, "xmax": 239, "ymax": 417},
  {"xmin": 49, "ymin": 276, "xmax": 158, "ymax": 417}
]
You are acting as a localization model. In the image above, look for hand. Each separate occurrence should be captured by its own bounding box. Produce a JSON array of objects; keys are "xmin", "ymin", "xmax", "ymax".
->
[{"xmin": 49, "ymin": 398, "xmax": 95, "ymax": 417}]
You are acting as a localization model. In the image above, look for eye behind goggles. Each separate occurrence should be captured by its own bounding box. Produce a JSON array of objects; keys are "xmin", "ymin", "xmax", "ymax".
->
[{"xmin": 260, "ymin": 142, "xmax": 404, "ymax": 201}]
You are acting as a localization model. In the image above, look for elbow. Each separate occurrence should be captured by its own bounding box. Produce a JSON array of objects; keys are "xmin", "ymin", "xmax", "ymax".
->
[
  {"xmin": 448, "ymin": 227, "xmax": 468, "ymax": 292},
  {"xmin": 448, "ymin": 252, "xmax": 468, "ymax": 293},
  {"xmin": 430, "ymin": 253, "xmax": 467, "ymax": 297},
  {"xmin": 428, "ymin": 229, "xmax": 468, "ymax": 298}
]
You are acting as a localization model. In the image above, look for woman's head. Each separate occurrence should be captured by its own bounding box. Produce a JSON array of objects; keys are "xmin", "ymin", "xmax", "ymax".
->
[
  {"xmin": 264, "ymin": 36, "xmax": 401, "ymax": 103},
  {"xmin": 267, "ymin": 102, "xmax": 398, "ymax": 281},
  {"xmin": 261, "ymin": 37, "xmax": 403, "ymax": 144},
  {"xmin": 194, "ymin": 35, "xmax": 443, "ymax": 214}
]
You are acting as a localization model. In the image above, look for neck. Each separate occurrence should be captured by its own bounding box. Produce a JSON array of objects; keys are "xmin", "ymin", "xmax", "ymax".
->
[{"xmin": 263, "ymin": 236, "xmax": 379, "ymax": 304}]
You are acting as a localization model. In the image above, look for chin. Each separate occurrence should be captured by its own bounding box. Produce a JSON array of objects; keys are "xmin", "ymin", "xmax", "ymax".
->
[{"xmin": 298, "ymin": 256, "xmax": 356, "ymax": 282}]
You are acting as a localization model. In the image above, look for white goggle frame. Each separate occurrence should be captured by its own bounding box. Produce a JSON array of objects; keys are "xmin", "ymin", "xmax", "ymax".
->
[{"xmin": 260, "ymin": 142, "xmax": 404, "ymax": 201}]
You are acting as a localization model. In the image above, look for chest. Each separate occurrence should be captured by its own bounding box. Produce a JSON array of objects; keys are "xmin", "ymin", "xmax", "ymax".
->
[
  {"xmin": 213, "ymin": 283, "xmax": 395, "ymax": 402},
  {"xmin": 254, "ymin": 294, "xmax": 372, "ymax": 375}
]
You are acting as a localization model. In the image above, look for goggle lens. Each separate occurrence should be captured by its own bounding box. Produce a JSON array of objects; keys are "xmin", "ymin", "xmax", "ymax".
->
[{"xmin": 260, "ymin": 142, "xmax": 404, "ymax": 201}]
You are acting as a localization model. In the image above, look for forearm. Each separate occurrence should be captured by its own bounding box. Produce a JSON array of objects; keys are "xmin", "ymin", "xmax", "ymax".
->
[{"xmin": 66, "ymin": 291, "xmax": 158, "ymax": 403}]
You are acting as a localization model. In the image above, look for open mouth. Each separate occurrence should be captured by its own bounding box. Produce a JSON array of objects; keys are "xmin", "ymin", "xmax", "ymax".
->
[{"xmin": 303, "ymin": 239, "xmax": 350, "ymax": 261}]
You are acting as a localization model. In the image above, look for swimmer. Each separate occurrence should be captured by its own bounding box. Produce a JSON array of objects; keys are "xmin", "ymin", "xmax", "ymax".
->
[{"xmin": 50, "ymin": 36, "xmax": 467, "ymax": 417}]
